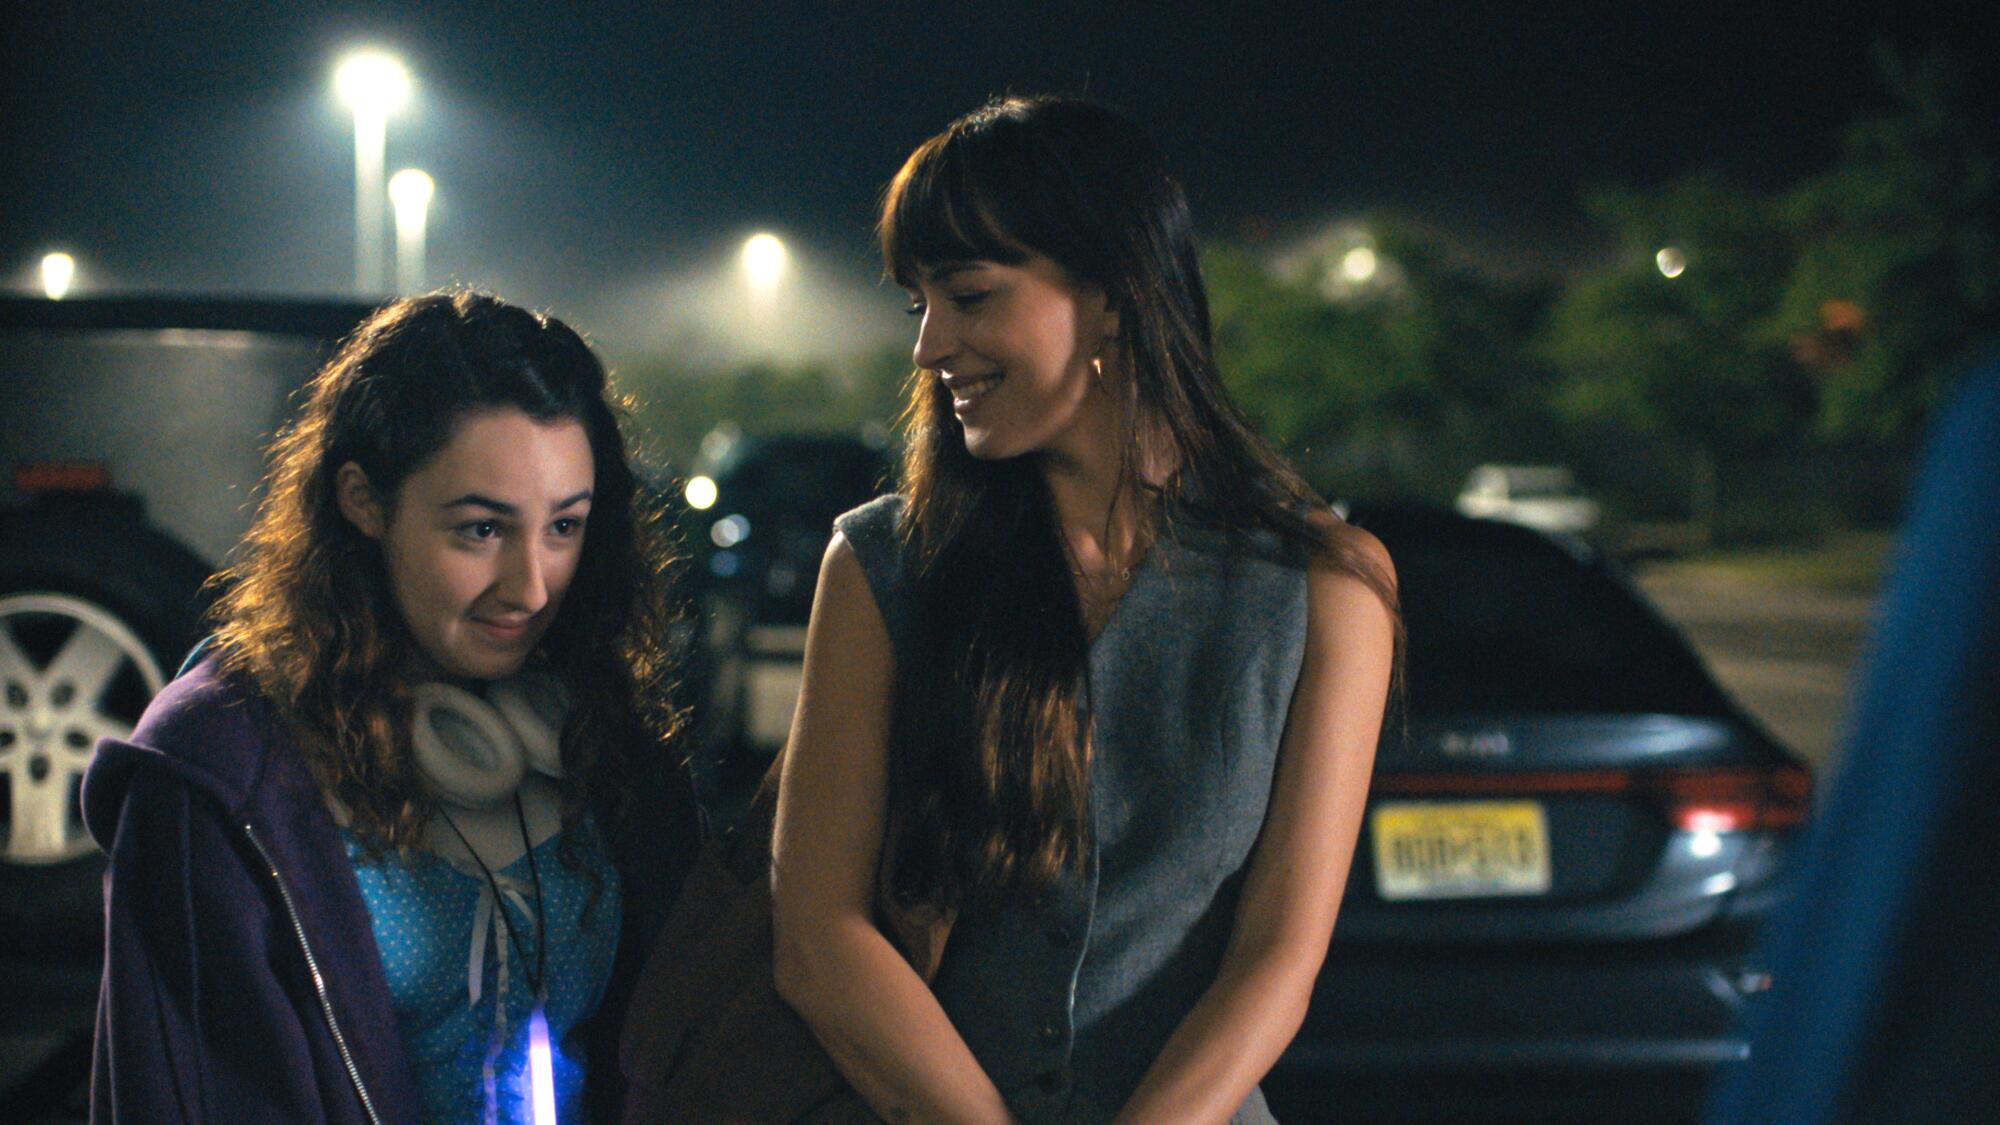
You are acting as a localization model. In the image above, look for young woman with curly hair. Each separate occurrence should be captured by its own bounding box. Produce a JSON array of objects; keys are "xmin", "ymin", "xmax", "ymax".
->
[
  {"xmin": 84, "ymin": 291, "xmax": 698, "ymax": 1124},
  {"xmin": 771, "ymin": 96, "xmax": 1400, "ymax": 1123}
]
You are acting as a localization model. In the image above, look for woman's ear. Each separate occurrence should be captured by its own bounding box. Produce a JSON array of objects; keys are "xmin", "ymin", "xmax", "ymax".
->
[{"xmin": 335, "ymin": 462, "xmax": 386, "ymax": 538}]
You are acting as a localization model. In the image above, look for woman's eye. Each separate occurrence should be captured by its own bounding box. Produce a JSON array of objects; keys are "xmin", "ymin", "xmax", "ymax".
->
[
  {"xmin": 552, "ymin": 516, "xmax": 585, "ymax": 537},
  {"xmin": 904, "ymin": 298, "xmax": 926, "ymax": 317},
  {"xmin": 947, "ymin": 290, "xmax": 989, "ymax": 310},
  {"xmin": 459, "ymin": 520, "xmax": 501, "ymax": 541}
]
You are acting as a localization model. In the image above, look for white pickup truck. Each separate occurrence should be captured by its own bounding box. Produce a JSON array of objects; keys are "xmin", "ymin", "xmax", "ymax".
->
[{"xmin": 0, "ymin": 295, "xmax": 369, "ymax": 963}]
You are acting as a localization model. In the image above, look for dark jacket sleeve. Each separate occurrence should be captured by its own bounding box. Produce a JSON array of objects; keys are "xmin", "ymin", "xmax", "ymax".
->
[
  {"xmin": 581, "ymin": 738, "xmax": 706, "ymax": 1122},
  {"xmin": 91, "ymin": 760, "xmax": 339, "ymax": 1124}
]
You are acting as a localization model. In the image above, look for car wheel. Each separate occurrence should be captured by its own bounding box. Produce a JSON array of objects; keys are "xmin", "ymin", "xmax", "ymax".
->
[{"xmin": 0, "ymin": 593, "xmax": 167, "ymax": 950}]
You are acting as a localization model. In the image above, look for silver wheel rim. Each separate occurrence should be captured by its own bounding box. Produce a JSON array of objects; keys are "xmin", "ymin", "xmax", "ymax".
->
[{"xmin": 0, "ymin": 593, "xmax": 166, "ymax": 864}]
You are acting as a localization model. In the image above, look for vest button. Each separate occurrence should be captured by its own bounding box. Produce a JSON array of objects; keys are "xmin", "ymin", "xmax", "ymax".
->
[
  {"xmin": 1037, "ymin": 1016, "xmax": 1065, "ymax": 1045},
  {"xmin": 1047, "ymin": 925, "xmax": 1075, "ymax": 948},
  {"xmin": 1036, "ymin": 1068, "xmax": 1069, "ymax": 1093}
]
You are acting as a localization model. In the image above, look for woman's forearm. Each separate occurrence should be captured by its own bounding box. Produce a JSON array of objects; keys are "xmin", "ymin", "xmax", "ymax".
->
[
  {"xmin": 1109, "ymin": 939, "xmax": 1321, "ymax": 1125},
  {"xmin": 776, "ymin": 914, "xmax": 1015, "ymax": 1125}
]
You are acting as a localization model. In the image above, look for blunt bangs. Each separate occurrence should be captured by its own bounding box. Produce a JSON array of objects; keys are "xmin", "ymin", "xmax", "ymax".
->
[{"xmin": 880, "ymin": 132, "xmax": 1029, "ymax": 289}]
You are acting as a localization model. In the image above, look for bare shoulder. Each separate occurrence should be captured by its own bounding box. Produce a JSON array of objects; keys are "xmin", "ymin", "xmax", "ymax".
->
[
  {"xmin": 808, "ymin": 529, "xmax": 891, "ymax": 654},
  {"xmin": 819, "ymin": 529, "xmax": 869, "ymax": 596},
  {"xmin": 1305, "ymin": 508, "xmax": 1396, "ymax": 597}
]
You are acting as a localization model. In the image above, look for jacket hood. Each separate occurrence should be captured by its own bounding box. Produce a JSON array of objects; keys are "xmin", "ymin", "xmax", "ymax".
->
[{"xmin": 82, "ymin": 655, "xmax": 281, "ymax": 850}]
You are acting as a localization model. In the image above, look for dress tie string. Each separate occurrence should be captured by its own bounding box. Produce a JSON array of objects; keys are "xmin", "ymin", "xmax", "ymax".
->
[{"xmin": 467, "ymin": 871, "xmax": 537, "ymax": 1005}]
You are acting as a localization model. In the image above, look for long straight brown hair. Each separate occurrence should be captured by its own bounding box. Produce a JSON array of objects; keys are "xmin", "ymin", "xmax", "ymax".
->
[{"xmin": 878, "ymin": 96, "xmax": 1400, "ymax": 911}]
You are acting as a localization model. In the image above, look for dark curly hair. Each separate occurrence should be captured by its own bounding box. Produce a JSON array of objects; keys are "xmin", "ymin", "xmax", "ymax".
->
[{"xmin": 207, "ymin": 290, "xmax": 683, "ymax": 860}]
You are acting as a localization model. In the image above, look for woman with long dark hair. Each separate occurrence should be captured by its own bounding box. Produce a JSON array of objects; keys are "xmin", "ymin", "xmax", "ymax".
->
[
  {"xmin": 771, "ymin": 97, "xmax": 1399, "ymax": 1123},
  {"xmin": 85, "ymin": 292, "xmax": 698, "ymax": 1123}
]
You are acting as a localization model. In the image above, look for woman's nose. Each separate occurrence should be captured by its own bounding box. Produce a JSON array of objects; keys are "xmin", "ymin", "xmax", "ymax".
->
[
  {"xmin": 497, "ymin": 541, "xmax": 550, "ymax": 613},
  {"xmin": 912, "ymin": 306, "xmax": 954, "ymax": 372}
]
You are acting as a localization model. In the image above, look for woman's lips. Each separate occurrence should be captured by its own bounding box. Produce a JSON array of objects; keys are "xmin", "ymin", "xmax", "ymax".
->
[
  {"xmin": 471, "ymin": 618, "xmax": 534, "ymax": 644},
  {"xmin": 947, "ymin": 372, "xmax": 1001, "ymax": 411}
]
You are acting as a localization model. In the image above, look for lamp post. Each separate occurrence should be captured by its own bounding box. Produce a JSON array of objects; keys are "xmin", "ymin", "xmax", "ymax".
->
[
  {"xmin": 334, "ymin": 51, "xmax": 411, "ymax": 295},
  {"xmin": 388, "ymin": 168, "xmax": 435, "ymax": 294}
]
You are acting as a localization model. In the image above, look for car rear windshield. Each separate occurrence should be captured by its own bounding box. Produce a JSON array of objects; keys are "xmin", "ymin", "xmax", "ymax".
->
[
  {"xmin": 722, "ymin": 442, "xmax": 887, "ymax": 523},
  {"xmin": 1382, "ymin": 527, "xmax": 1733, "ymax": 718}
]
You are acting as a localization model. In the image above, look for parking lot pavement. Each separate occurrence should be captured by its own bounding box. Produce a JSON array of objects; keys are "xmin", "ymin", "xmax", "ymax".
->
[{"xmin": 1634, "ymin": 566, "xmax": 1876, "ymax": 774}]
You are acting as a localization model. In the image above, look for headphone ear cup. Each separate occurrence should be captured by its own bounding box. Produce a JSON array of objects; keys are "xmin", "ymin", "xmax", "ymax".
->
[
  {"xmin": 488, "ymin": 671, "xmax": 568, "ymax": 779},
  {"xmin": 411, "ymin": 682, "xmax": 528, "ymax": 808}
]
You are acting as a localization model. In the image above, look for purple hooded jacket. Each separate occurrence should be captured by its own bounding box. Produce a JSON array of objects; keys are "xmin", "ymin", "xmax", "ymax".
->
[{"xmin": 82, "ymin": 655, "xmax": 697, "ymax": 1124}]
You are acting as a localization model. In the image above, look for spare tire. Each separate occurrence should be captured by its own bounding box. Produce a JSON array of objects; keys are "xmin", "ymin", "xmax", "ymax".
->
[{"xmin": 0, "ymin": 503, "xmax": 212, "ymax": 955}]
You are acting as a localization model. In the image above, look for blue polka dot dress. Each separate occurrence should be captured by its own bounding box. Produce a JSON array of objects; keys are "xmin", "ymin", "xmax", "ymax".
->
[{"xmin": 345, "ymin": 821, "xmax": 621, "ymax": 1124}]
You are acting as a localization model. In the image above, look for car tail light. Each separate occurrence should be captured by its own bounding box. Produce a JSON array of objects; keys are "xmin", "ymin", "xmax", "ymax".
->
[
  {"xmin": 1372, "ymin": 761, "xmax": 1813, "ymax": 832},
  {"xmin": 1652, "ymin": 764, "xmax": 1812, "ymax": 832}
]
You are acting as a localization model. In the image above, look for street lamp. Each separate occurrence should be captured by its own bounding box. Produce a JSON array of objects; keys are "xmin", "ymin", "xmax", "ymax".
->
[
  {"xmin": 334, "ymin": 50, "xmax": 411, "ymax": 295},
  {"xmin": 40, "ymin": 253, "xmax": 76, "ymax": 300},
  {"xmin": 1340, "ymin": 246, "xmax": 1379, "ymax": 284},
  {"xmin": 388, "ymin": 168, "xmax": 435, "ymax": 294},
  {"xmin": 741, "ymin": 233, "xmax": 788, "ymax": 293}
]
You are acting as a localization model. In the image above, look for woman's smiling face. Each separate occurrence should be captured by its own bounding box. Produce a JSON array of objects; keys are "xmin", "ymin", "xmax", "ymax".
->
[
  {"xmin": 339, "ymin": 407, "xmax": 595, "ymax": 682},
  {"xmin": 906, "ymin": 252, "xmax": 1119, "ymax": 462}
]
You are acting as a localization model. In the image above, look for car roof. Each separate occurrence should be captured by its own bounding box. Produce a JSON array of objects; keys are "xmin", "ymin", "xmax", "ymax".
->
[
  {"xmin": 1345, "ymin": 501, "xmax": 1597, "ymax": 559},
  {"xmin": 0, "ymin": 294, "xmax": 376, "ymax": 340}
]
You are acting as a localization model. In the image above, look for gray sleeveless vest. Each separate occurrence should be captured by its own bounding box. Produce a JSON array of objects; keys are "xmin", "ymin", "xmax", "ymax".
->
[{"xmin": 835, "ymin": 495, "xmax": 1306, "ymax": 1124}]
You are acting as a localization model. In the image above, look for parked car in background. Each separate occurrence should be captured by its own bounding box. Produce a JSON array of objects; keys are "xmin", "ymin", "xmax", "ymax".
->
[
  {"xmin": 1264, "ymin": 505, "xmax": 1809, "ymax": 1123},
  {"xmin": 0, "ymin": 295, "xmax": 371, "ymax": 1117},
  {"xmin": 1456, "ymin": 463, "xmax": 1602, "ymax": 536},
  {"xmin": 676, "ymin": 427, "xmax": 892, "ymax": 816},
  {"xmin": 0, "ymin": 295, "xmax": 371, "ymax": 944}
]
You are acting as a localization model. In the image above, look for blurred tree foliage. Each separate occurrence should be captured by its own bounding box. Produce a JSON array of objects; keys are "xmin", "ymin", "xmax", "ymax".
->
[
  {"xmin": 1764, "ymin": 49, "xmax": 1999, "ymax": 446},
  {"xmin": 1535, "ymin": 48, "xmax": 1996, "ymax": 535},
  {"xmin": 1207, "ymin": 223, "xmax": 1564, "ymax": 503}
]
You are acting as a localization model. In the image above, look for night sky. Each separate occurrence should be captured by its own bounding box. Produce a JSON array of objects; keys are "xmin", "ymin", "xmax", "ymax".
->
[{"xmin": 3, "ymin": 1, "xmax": 1987, "ymax": 365}]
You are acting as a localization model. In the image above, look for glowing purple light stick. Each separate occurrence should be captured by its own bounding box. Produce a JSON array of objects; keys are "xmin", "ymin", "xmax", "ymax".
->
[{"xmin": 527, "ymin": 1005, "xmax": 557, "ymax": 1125}]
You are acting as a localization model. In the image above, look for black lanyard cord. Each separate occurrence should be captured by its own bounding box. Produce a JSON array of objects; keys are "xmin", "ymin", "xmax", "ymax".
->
[{"xmin": 438, "ymin": 794, "xmax": 549, "ymax": 1000}]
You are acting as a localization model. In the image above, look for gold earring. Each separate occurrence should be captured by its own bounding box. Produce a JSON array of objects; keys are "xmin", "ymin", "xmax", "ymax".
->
[{"xmin": 1091, "ymin": 357, "xmax": 1105, "ymax": 384}]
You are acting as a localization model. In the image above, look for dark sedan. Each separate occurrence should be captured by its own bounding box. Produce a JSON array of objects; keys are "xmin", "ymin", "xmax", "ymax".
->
[
  {"xmin": 676, "ymin": 429, "xmax": 893, "ymax": 814},
  {"xmin": 1267, "ymin": 505, "xmax": 1810, "ymax": 1123}
]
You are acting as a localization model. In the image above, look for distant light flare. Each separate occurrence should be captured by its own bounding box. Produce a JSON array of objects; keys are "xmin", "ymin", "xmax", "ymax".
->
[
  {"xmin": 711, "ymin": 514, "xmax": 751, "ymax": 548},
  {"xmin": 684, "ymin": 476, "xmax": 718, "ymax": 510},
  {"xmin": 742, "ymin": 233, "xmax": 788, "ymax": 292},
  {"xmin": 41, "ymin": 253, "xmax": 76, "ymax": 300},
  {"xmin": 1656, "ymin": 246, "xmax": 1687, "ymax": 279}
]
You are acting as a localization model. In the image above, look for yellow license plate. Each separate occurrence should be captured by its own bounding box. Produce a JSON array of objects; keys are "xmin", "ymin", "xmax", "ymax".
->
[{"xmin": 1370, "ymin": 800, "xmax": 1552, "ymax": 901}]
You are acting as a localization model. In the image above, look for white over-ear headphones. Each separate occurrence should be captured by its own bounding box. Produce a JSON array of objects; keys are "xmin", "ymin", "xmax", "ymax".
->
[{"xmin": 409, "ymin": 670, "xmax": 570, "ymax": 809}]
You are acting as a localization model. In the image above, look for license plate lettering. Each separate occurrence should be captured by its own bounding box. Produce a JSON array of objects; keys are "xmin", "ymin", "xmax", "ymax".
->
[{"xmin": 1371, "ymin": 800, "xmax": 1552, "ymax": 900}]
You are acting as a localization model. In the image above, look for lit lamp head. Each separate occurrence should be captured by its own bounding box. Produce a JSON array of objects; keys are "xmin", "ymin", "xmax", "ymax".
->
[
  {"xmin": 334, "ymin": 51, "xmax": 412, "ymax": 119},
  {"xmin": 741, "ymin": 232, "xmax": 788, "ymax": 293},
  {"xmin": 41, "ymin": 252, "xmax": 77, "ymax": 300},
  {"xmin": 388, "ymin": 168, "xmax": 435, "ymax": 220}
]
